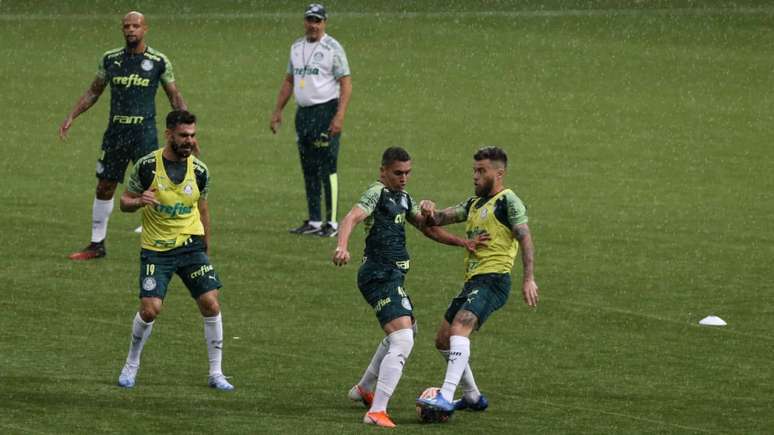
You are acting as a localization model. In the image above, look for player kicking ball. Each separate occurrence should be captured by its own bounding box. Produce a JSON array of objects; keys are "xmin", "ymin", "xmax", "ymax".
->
[
  {"xmin": 416, "ymin": 146, "xmax": 539, "ymax": 417},
  {"xmin": 333, "ymin": 147, "xmax": 485, "ymax": 428}
]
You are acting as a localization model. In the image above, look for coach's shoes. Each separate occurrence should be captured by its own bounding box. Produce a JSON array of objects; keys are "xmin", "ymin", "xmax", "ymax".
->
[
  {"xmin": 348, "ymin": 384, "xmax": 374, "ymax": 408},
  {"xmin": 363, "ymin": 411, "xmax": 396, "ymax": 428},
  {"xmin": 453, "ymin": 393, "xmax": 489, "ymax": 411},
  {"xmin": 117, "ymin": 364, "xmax": 137, "ymax": 388},
  {"xmin": 289, "ymin": 220, "xmax": 321, "ymax": 235},
  {"xmin": 316, "ymin": 223, "xmax": 338, "ymax": 238},
  {"xmin": 417, "ymin": 392, "xmax": 455, "ymax": 413},
  {"xmin": 69, "ymin": 241, "xmax": 106, "ymax": 260},
  {"xmin": 208, "ymin": 374, "xmax": 235, "ymax": 391}
]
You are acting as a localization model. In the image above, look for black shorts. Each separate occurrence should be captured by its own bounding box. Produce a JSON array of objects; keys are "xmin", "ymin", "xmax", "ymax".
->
[
  {"xmin": 96, "ymin": 122, "xmax": 158, "ymax": 182},
  {"xmin": 139, "ymin": 236, "xmax": 222, "ymax": 300},
  {"xmin": 295, "ymin": 99, "xmax": 339, "ymax": 147},
  {"xmin": 444, "ymin": 273, "xmax": 511, "ymax": 329},
  {"xmin": 358, "ymin": 260, "xmax": 414, "ymax": 327}
]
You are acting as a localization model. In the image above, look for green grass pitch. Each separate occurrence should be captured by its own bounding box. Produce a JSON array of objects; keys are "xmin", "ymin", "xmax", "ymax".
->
[{"xmin": 1, "ymin": 1, "xmax": 772, "ymax": 433}]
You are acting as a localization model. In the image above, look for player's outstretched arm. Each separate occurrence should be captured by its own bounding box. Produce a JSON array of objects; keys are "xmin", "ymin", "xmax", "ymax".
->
[
  {"xmin": 120, "ymin": 189, "xmax": 159, "ymax": 213},
  {"xmin": 333, "ymin": 206, "xmax": 368, "ymax": 266},
  {"xmin": 59, "ymin": 77, "xmax": 106, "ymax": 140},
  {"xmin": 198, "ymin": 198, "xmax": 211, "ymax": 254},
  {"xmin": 514, "ymin": 223, "xmax": 538, "ymax": 307},
  {"xmin": 410, "ymin": 214, "xmax": 489, "ymax": 252},
  {"xmin": 163, "ymin": 81, "xmax": 187, "ymax": 111},
  {"xmin": 419, "ymin": 200, "xmax": 465, "ymax": 227},
  {"xmin": 269, "ymin": 74, "xmax": 294, "ymax": 134}
]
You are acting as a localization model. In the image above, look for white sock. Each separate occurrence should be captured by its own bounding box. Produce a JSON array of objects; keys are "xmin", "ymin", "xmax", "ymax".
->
[
  {"xmin": 91, "ymin": 197, "xmax": 114, "ymax": 243},
  {"xmin": 203, "ymin": 313, "xmax": 224, "ymax": 377},
  {"xmin": 370, "ymin": 328, "xmax": 414, "ymax": 412},
  {"xmin": 328, "ymin": 221, "xmax": 338, "ymax": 229},
  {"xmin": 440, "ymin": 335, "xmax": 470, "ymax": 402},
  {"xmin": 439, "ymin": 349, "xmax": 480, "ymax": 402},
  {"xmin": 126, "ymin": 312, "xmax": 154, "ymax": 368},
  {"xmin": 308, "ymin": 220, "xmax": 322, "ymax": 228},
  {"xmin": 358, "ymin": 337, "xmax": 389, "ymax": 392}
]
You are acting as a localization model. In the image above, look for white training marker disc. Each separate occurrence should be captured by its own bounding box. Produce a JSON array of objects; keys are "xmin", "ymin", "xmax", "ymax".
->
[{"xmin": 699, "ymin": 315, "xmax": 727, "ymax": 326}]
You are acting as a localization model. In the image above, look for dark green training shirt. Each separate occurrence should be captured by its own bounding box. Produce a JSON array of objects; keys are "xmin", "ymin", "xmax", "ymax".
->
[
  {"xmin": 127, "ymin": 152, "xmax": 209, "ymax": 199},
  {"xmin": 96, "ymin": 46, "xmax": 175, "ymax": 125},
  {"xmin": 356, "ymin": 181, "xmax": 420, "ymax": 268}
]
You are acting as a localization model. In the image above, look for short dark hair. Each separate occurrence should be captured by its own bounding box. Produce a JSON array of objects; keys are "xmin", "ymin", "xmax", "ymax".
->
[
  {"xmin": 166, "ymin": 110, "xmax": 196, "ymax": 129},
  {"xmin": 381, "ymin": 147, "xmax": 411, "ymax": 167},
  {"xmin": 474, "ymin": 146, "xmax": 507, "ymax": 168}
]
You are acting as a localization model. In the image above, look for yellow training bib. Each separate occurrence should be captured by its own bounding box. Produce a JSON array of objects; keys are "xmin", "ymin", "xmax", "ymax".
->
[
  {"xmin": 141, "ymin": 149, "xmax": 204, "ymax": 251},
  {"xmin": 463, "ymin": 189, "xmax": 518, "ymax": 281}
]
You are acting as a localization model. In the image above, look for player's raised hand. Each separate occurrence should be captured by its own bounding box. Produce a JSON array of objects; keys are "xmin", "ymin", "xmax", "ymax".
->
[
  {"xmin": 332, "ymin": 246, "xmax": 350, "ymax": 266},
  {"xmin": 59, "ymin": 117, "xmax": 73, "ymax": 141},
  {"xmin": 522, "ymin": 278, "xmax": 539, "ymax": 307},
  {"xmin": 140, "ymin": 188, "xmax": 161, "ymax": 206},
  {"xmin": 419, "ymin": 200, "xmax": 436, "ymax": 218},
  {"xmin": 464, "ymin": 231, "xmax": 490, "ymax": 253},
  {"xmin": 269, "ymin": 111, "xmax": 282, "ymax": 134}
]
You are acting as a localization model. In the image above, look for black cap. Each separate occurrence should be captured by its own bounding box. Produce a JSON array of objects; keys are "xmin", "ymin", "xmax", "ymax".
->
[{"xmin": 304, "ymin": 3, "xmax": 326, "ymax": 20}]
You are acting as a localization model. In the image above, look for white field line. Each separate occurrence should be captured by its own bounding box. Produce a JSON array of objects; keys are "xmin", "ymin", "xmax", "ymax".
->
[
  {"xmin": 7, "ymin": 304, "xmax": 325, "ymax": 363},
  {"xmin": 1, "ymin": 8, "xmax": 773, "ymax": 21},
  {"xmin": 0, "ymin": 422, "xmax": 53, "ymax": 435},
  {"xmin": 555, "ymin": 297, "xmax": 774, "ymax": 342},
  {"xmin": 428, "ymin": 271, "xmax": 774, "ymax": 342},
  {"xmin": 502, "ymin": 392, "xmax": 717, "ymax": 433}
]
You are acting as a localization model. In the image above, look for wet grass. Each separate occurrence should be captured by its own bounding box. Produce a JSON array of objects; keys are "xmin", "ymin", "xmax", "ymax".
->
[{"xmin": 1, "ymin": 1, "xmax": 772, "ymax": 433}]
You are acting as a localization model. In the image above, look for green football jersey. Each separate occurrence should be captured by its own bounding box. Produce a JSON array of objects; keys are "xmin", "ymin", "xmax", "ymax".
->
[
  {"xmin": 356, "ymin": 181, "xmax": 420, "ymax": 268},
  {"xmin": 96, "ymin": 46, "xmax": 175, "ymax": 125}
]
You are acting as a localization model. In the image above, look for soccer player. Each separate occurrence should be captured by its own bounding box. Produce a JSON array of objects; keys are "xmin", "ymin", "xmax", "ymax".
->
[
  {"xmin": 333, "ymin": 147, "xmax": 485, "ymax": 428},
  {"xmin": 60, "ymin": 11, "xmax": 187, "ymax": 260},
  {"xmin": 270, "ymin": 3, "xmax": 352, "ymax": 237},
  {"xmin": 115, "ymin": 110, "xmax": 233, "ymax": 391},
  {"xmin": 416, "ymin": 146, "xmax": 539, "ymax": 415}
]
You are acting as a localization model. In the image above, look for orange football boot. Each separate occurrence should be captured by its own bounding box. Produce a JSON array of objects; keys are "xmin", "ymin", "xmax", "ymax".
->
[{"xmin": 364, "ymin": 411, "xmax": 396, "ymax": 428}]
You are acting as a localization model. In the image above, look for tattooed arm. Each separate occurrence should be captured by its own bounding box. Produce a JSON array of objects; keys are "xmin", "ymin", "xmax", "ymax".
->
[
  {"xmin": 408, "ymin": 213, "xmax": 489, "ymax": 252},
  {"xmin": 59, "ymin": 77, "xmax": 107, "ymax": 140},
  {"xmin": 418, "ymin": 199, "xmax": 470, "ymax": 227},
  {"xmin": 513, "ymin": 223, "xmax": 539, "ymax": 307}
]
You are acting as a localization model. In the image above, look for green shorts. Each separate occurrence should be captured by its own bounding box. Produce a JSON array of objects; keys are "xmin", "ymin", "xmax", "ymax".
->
[
  {"xmin": 357, "ymin": 260, "xmax": 414, "ymax": 327},
  {"xmin": 97, "ymin": 123, "xmax": 159, "ymax": 182},
  {"xmin": 139, "ymin": 236, "xmax": 222, "ymax": 300},
  {"xmin": 444, "ymin": 273, "xmax": 511, "ymax": 329}
]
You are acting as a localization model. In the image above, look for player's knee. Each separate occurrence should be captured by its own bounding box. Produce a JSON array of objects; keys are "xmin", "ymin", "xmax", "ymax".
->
[
  {"xmin": 139, "ymin": 297, "xmax": 161, "ymax": 322},
  {"xmin": 434, "ymin": 322, "xmax": 451, "ymax": 350},
  {"xmin": 96, "ymin": 180, "xmax": 118, "ymax": 199},
  {"xmin": 388, "ymin": 328, "xmax": 414, "ymax": 362},
  {"xmin": 197, "ymin": 292, "xmax": 220, "ymax": 317},
  {"xmin": 139, "ymin": 306, "xmax": 159, "ymax": 322},
  {"xmin": 434, "ymin": 334, "xmax": 449, "ymax": 351},
  {"xmin": 200, "ymin": 302, "xmax": 220, "ymax": 317},
  {"xmin": 451, "ymin": 310, "xmax": 478, "ymax": 335}
]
